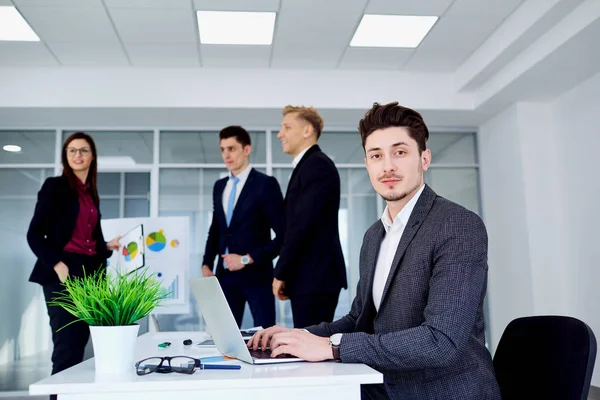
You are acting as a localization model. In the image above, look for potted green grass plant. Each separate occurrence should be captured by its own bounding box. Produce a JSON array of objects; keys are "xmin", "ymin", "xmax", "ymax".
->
[{"xmin": 49, "ymin": 268, "xmax": 169, "ymax": 375}]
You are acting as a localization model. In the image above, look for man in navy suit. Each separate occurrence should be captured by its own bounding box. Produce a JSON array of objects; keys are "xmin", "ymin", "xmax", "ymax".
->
[
  {"xmin": 249, "ymin": 103, "xmax": 501, "ymax": 400},
  {"xmin": 273, "ymin": 105, "xmax": 348, "ymax": 328},
  {"xmin": 202, "ymin": 126, "xmax": 284, "ymax": 328}
]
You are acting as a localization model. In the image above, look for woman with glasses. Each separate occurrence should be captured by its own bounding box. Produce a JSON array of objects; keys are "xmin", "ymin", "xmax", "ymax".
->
[{"xmin": 27, "ymin": 131, "xmax": 121, "ymax": 381}]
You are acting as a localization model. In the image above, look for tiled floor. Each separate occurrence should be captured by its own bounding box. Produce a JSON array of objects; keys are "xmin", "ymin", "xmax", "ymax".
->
[{"xmin": 0, "ymin": 353, "xmax": 51, "ymax": 393}]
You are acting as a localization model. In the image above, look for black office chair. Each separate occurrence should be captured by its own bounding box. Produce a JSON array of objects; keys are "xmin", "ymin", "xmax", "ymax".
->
[{"xmin": 493, "ymin": 315, "xmax": 597, "ymax": 400}]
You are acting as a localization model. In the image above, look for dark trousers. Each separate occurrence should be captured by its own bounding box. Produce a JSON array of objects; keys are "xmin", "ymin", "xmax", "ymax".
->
[
  {"xmin": 42, "ymin": 252, "xmax": 103, "ymax": 376},
  {"xmin": 361, "ymin": 384, "xmax": 390, "ymax": 400},
  {"xmin": 219, "ymin": 275, "xmax": 276, "ymax": 328},
  {"xmin": 290, "ymin": 291, "xmax": 340, "ymax": 328},
  {"xmin": 43, "ymin": 283, "xmax": 90, "ymax": 375}
]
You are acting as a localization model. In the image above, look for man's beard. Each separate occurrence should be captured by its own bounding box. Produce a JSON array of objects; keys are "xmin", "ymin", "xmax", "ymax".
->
[
  {"xmin": 378, "ymin": 163, "xmax": 423, "ymax": 202},
  {"xmin": 380, "ymin": 179, "xmax": 422, "ymax": 202}
]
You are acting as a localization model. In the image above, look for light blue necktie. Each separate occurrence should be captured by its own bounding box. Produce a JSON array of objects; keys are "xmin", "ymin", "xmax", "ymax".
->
[
  {"xmin": 224, "ymin": 176, "xmax": 239, "ymax": 266},
  {"xmin": 226, "ymin": 176, "xmax": 239, "ymax": 226}
]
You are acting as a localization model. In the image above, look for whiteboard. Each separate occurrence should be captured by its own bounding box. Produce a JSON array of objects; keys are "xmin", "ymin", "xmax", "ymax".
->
[{"xmin": 101, "ymin": 216, "xmax": 190, "ymax": 315}]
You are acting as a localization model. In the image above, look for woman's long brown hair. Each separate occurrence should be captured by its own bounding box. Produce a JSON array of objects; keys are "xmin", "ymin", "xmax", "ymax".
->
[{"xmin": 61, "ymin": 131, "xmax": 100, "ymax": 205}]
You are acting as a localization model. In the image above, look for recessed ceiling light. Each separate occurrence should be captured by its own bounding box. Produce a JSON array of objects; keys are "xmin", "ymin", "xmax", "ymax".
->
[
  {"xmin": 0, "ymin": 6, "xmax": 40, "ymax": 42},
  {"xmin": 196, "ymin": 11, "xmax": 276, "ymax": 45},
  {"xmin": 350, "ymin": 15, "xmax": 438, "ymax": 48},
  {"xmin": 3, "ymin": 145, "xmax": 22, "ymax": 152}
]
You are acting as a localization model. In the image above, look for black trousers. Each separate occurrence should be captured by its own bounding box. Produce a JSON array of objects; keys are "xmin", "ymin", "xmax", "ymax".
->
[
  {"xmin": 219, "ymin": 274, "xmax": 276, "ymax": 328},
  {"xmin": 42, "ymin": 252, "xmax": 104, "ymax": 376},
  {"xmin": 290, "ymin": 291, "xmax": 340, "ymax": 328},
  {"xmin": 361, "ymin": 384, "xmax": 390, "ymax": 400}
]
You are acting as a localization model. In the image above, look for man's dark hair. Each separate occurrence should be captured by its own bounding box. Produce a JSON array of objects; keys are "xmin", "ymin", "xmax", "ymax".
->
[
  {"xmin": 219, "ymin": 125, "xmax": 252, "ymax": 147},
  {"xmin": 358, "ymin": 102, "xmax": 429, "ymax": 153}
]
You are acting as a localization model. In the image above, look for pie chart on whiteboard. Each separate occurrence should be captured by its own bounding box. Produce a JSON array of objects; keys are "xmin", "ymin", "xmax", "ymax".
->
[{"xmin": 146, "ymin": 229, "xmax": 167, "ymax": 252}]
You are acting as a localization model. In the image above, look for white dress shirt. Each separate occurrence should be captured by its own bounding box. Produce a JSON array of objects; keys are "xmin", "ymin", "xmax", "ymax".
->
[
  {"xmin": 292, "ymin": 145, "xmax": 315, "ymax": 168},
  {"xmin": 372, "ymin": 185, "xmax": 425, "ymax": 311},
  {"xmin": 222, "ymin": 164, "xmax": 252, "ymax": 215}
]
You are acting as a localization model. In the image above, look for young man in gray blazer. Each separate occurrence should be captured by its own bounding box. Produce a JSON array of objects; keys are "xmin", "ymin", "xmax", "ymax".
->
[{"xmin": 248, "ymin": 102, "xmax": 501, "ymax": 400}]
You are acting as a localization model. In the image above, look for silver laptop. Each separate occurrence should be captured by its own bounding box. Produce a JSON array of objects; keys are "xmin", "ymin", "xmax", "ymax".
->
[{"xmin": 189, "ymin": 276, "xmax": 304, "ymax": 365}]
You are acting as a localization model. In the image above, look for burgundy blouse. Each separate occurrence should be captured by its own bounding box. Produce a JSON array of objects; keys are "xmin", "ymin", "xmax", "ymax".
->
[{"xmin": 63, "ymin": 180, "xmax": 98, "ymax": 255}]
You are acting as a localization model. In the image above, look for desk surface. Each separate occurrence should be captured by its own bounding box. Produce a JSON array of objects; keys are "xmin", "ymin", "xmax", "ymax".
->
[{"xmin": 30, "ymin": 331, "xmax": 383, "ymax": 396}]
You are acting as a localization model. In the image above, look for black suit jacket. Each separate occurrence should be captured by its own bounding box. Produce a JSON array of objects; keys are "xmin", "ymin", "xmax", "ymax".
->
[
  {"xmin": 274, "ymin": 145, "xmax": 348, "ymax": 295},
  {"xmin": 27, "ymin": 175, "xmax": 111, "ymax": 285},
  {"xmin": 203, "ymin": 168, "xmax": 284, "ymax": 286}
]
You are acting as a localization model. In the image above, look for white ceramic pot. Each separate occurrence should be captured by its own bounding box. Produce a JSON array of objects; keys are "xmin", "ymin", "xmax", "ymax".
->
[{"xmin": 89, "ymin": 324, "xmax": 140, "ymax": 375}]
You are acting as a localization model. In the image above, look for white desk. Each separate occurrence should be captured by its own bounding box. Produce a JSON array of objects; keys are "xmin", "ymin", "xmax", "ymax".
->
[{"xmin": 30, "ymin": 332, "xmax": 383, "ymax": 400}]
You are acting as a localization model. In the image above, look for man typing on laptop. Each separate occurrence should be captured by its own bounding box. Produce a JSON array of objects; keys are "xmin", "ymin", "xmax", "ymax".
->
[{"xmin": 247, "ymin": 102, "xmax": 500, "ymax": 400}]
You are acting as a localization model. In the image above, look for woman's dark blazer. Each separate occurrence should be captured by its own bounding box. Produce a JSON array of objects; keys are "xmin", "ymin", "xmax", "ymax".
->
[{"xmin": 27, "ymin": 175, "xmax": 111, "ymax": 285}]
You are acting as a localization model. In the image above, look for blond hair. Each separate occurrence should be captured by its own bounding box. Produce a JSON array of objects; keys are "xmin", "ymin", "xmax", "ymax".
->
[{"xmin": 283, "ymin": 105, "xmax": 324, "ymax": 139}]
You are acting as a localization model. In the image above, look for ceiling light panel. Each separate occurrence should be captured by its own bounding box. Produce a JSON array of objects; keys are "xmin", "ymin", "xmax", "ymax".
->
[
  {"xmin": 350, "ymin": 14, "xmax": 438, "ymax": 48},
  {"xmin": 196, "ymin": 11, "xmax": 276, "ymax": 45},
  {"xmin": 0, "ymin": 6, "xmax": 40, "ymax": 41}
]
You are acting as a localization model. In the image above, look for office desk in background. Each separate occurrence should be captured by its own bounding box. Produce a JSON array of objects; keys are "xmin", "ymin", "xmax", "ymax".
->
[{"xmin": 30, "ymin": 331, "xmax": 383, "ymax": 400}]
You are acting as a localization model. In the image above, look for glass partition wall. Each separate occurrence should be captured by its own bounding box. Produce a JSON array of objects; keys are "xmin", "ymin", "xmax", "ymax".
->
[{"xmin": 0, "ymin": 127, "xmax": 479, "ymax": 392}]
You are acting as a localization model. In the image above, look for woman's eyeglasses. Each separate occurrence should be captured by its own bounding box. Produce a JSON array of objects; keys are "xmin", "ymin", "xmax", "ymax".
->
[
  {"xmin": 66, "ymin": 147, "xmax": 91, "ymax": 157},
  {"xmin": 135, "ymin": 356, "xmax": 241, "ymax": 375}
]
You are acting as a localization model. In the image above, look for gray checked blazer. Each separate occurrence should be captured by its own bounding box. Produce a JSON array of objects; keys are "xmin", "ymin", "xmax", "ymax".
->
[{"xmin": 308, "ymin": 185, "xmax": 501, "ymax": 400}]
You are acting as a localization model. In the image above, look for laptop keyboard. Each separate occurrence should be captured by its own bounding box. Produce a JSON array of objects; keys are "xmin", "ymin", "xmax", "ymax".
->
[{"xmin": 249, "ymin": 348, "xmax": 297, "ymax": 359}]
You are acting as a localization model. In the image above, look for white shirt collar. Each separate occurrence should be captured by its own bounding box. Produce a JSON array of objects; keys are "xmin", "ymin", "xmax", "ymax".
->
[
  {"xmin": 230, "ymin": 164, "xmax": 252, "ymax": 183},
  {"xmin": 292, "ymin": 145, "xmax": 315, "ymax": 168},
  {"xmin": 381, "ymin": 184, "xmax": 425, "ymax": 233}
]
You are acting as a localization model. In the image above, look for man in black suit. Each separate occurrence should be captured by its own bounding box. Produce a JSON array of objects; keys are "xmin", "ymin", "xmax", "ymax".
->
[
  {"xmin": 273, "ymin": 106, "xmax": 348, "ymax": 328},
  {"xmin": 202, "ymin": 126, "xmax": 284, "ymax": 328}
]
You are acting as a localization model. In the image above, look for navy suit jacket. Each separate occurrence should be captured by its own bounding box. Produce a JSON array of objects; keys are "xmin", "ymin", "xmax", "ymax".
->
[
  {"xmin": 27, "ymin": 175, "xmax": 111, "ymax": 285},
  {"xmin": 274, "ymin": 145, "xmax": 347, "ymax": 296},
  {"xmin": 203, "ymin": 168, "xmax": 284, "ymax": 286},
  {"xmin": 308, "ymin": 185, "xmax": 501, "ymax": 399}
]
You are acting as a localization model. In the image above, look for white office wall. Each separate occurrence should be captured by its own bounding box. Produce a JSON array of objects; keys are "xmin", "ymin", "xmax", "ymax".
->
[
  {"xmin": 478, "ymin": 105, "xmax": 535, "ymax": 349},
  {"xmin": 515, "ymin": 102, "xmax": 570, "ymax": 317},
  {"xmin": 480, "ymin": 70, "xmax": 600, "ymax": 385},
  {"xmin": 551, "ymin": 70, "xmax": 600, "ymax": 385}
]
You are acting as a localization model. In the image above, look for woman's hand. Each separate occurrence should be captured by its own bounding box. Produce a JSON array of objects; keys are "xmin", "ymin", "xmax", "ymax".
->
[
  {"xmin": 107, "ymin": 235, "xmax": 121, "ymax": 251},
  {"xmin": 54, "ymin": 261, "xmax": 69, "ymax": 283}
]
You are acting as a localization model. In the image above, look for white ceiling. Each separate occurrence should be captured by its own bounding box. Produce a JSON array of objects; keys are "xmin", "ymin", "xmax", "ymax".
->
[
  {"xmin": 1, "ymin": 0, "xmax": 598, "ymax": 131},
  {"xmin": 0, "ymin": 0, "xmax": 524, "ymax": 70}
]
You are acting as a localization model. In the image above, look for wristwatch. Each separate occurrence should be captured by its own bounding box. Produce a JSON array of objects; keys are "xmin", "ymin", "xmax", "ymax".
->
[
  {"xmin": 329, "ymin": 333, "xmax": 343, "ymax": 362},
  {"xmin": 240, "ymin": 254, "xmax": 250, "ymax": 265}
]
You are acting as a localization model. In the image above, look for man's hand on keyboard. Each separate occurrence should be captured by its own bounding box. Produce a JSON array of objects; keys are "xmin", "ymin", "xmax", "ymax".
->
[
  {"xmin": 269, "ymin": 329, "xmax": 333, "ymax": 362},
  {"xmin": 247, "ymin": 325, "xmax": 291, "ymax": 351}
]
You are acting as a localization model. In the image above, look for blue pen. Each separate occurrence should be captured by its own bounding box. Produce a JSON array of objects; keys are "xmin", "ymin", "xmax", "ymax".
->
[{"xmin": 199, "ymin": 364, "xmax": 241, "ymax": 370}]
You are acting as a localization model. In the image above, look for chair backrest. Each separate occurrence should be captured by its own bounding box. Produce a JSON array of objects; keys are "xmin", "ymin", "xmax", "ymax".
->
[{"xmin": 493, "ymin": 315, "xmax": 597, "ymax": 400}]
